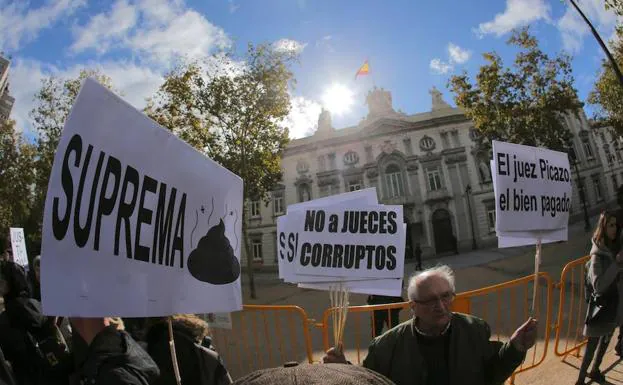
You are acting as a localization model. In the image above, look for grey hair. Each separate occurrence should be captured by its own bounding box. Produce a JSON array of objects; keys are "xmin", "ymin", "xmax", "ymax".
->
[{"xmin": 407, "ymin": 264, "xmax": 456, "ymax": 301}]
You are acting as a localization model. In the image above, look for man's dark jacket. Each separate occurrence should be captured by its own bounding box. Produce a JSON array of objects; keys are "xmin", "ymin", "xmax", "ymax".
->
[
  {"xmin": 362, "ymin": 313, "xmax": 525, "ymax": 385},
  {"xmin": 72, "ymin": 326, "xmax": 159, "ymax": 385}
]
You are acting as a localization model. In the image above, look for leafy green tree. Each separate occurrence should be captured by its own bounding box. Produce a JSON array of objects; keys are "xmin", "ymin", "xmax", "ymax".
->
[
  {"xmin": 448, "ymin": 28, "xmax": 582, "ymax": 153},
  {"xmin": 605, "ymin": 0, "xmax": 623, "ymax": 16},
  {"xmin": 0, "ymin": 119, "xmax": 36, "ymax": 251},
  {"xmin": 147, "ymin": 44, "xmax": 295, "ymax": 298},
  {"xmin": 589, "ymin": 26, "xmax": 623, "ymax": 135}
]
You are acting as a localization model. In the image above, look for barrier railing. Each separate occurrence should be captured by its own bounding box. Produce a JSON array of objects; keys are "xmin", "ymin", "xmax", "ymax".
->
[
  {"xmin": 199, "ymin": 256, "xmax": 594, "ymax": 382},
  {"xmin": 454, "ymin": 272, "xmax": 554, "ymax": 384},
  {"xmin": 318, "ymin": 272, "xmax": 553, "ymax": 385},
  {"xmin": 207, "ymin": 304, "xmax": 314, "ymax": 379},
  {"xmin": 554, "ymin": 255, "xmax": 590, "ymax": 358}
]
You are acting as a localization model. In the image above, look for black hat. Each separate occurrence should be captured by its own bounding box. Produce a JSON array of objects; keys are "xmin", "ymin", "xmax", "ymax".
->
[{"xmin": 233, "ymin": 363, "xmax": 395, "ymax": 385}]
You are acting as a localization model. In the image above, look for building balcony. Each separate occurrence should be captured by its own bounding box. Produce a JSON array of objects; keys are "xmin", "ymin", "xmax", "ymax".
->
[{"xmin": 425, "ymin": 188, "xmax": 451, "ymax": 204}]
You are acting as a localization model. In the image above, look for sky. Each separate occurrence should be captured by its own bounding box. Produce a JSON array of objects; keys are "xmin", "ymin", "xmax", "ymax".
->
[{"xmin": 1, "ymin": 0, "xmax": 621, "ymax": 140}]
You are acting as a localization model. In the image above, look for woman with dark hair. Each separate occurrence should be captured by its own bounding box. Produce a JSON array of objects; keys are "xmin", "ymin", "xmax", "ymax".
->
[
  {"xmin": 144, "ymin": 314, "xmax": 232, "ymax": 385},
  {"xmin": 576, "ymin": 211, "xmax": 623, "ymax": 385}
]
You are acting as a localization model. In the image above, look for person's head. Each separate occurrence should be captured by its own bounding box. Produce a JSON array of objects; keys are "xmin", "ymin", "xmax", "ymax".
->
[
  {"xmin": 0, "ymin": 260, "xmax": 30, "ymax": 300},
  {"xmin": 233, "ymin": 363, "xmax": 395, "ymax": 385},
  {"xmin": 145, "ymin": 314, "xmax": 209, "ymax": 343},
  {"xmin": 33, "ymin": 255, "xmax": 41, "ymax": 282},
  {"xmin": 593, "ymin": 210, "xmax": 618, "ymax": 248},
  {"xmin": 1, "ymin": 247, "xmax": 12, "ymax": 262},
  {"xmin": 407, "ymin": 265, "xmax": 455, "ymax": 331}
]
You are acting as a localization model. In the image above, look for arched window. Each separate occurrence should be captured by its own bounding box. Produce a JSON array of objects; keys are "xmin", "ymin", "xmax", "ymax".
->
[
  {"xmin": 298, "ymin": 184, "xmax": 311, "ymax": 202},
  {"xmin": 384, "ymin": 164, "xmax": 405, "ymax": 198}
]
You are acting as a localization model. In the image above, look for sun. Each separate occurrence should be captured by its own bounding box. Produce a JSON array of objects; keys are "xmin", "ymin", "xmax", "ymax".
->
[{"xmin": 321, "ymin": 84, "xmax": 354, "ymax": 116}]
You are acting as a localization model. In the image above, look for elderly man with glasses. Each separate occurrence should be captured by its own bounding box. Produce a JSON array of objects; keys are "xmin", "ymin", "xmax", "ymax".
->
[{"xmin": 323, "ymin": 265, "xmax": 538, "ymax": 385}]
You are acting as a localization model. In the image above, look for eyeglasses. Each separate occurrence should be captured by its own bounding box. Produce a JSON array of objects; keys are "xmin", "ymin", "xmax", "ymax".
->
[{"xmin": 413, "ymin": 291, "xmax": 456, "ymax": 307}]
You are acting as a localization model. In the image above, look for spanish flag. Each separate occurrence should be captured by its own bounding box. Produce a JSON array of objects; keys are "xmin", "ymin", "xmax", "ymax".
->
[{"xmin": 355, "ymin": 60, "xmax": 369, "ymax": 79}]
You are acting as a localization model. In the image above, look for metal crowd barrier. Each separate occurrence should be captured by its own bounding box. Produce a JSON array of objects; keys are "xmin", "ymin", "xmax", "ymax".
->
[
  {"xmin": 207, "ymin": 304, "xmax": 314, "ymax": 379},
  {"xmin": 202, "ymin": 256, "xmax": 594, "ymax": 382},
  {"xmin": 317, "ymin": 272, "xmax": 554, "ymax": 385},
  {"xmin": 554, "ymin": 255, "xmax": 590, "ymax": 358}
]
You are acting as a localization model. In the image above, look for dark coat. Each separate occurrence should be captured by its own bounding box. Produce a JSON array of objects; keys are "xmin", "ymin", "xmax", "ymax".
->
[
  {"xmin": 72, "ymin": 326, "xmax": 159, "ymax": 385},
  {"xmin": 584, "ymin": 239, "xmax": 623, "ymax": 337},
  {"xmin": 0, "ymin": 347, "xmax": 17, "ymax": 385},
  {"xmin": 0, "ymin": 262, "xmax": 60, "ymax": 385},
  {"xmin": 362, "ymin": 313, "xmax": 525, "ymax": 385},
  {"xmin": 366, "ymin": 295, "xmax": 404, "ymax": 306},
  {"xmin": 145, "ymin": 320, "xmax": 232, "ymax": 385},
  {"xmin": 27, "ymin": 269, "xmax": 41, "ymax": 302}
]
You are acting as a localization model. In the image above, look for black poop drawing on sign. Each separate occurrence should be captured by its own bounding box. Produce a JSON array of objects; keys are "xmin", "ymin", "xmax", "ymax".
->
[{"xmin": 187, "ymin": 197, "xmax": 241, "ymax": 285}]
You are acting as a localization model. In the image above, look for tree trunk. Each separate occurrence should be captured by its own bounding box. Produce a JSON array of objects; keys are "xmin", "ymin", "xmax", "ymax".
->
[
  {"xmin": 240, "ymin": 132, "xmax": 257, "ymax": 299},
  {"xmin": 242, "ymin": 218, "xmax": 257, "ymax": 299}
]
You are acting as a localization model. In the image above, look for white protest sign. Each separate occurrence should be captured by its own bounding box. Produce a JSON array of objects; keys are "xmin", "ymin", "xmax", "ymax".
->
[
  {"xmin": 278, "ymin": 188, "xmax": 378, "ymax": 282},
  {"xmin": 41, "ymin": 78, "xmax": 243, "ymax": 317},
  {"xmin": 9, "ymin": 228, "xmax": 28, "ymax": 267},
  {"xmin": 492, "ymin": 141, "xmax": 572, "ymax": 232},
  {"xmin": 286, "ymin": 187, "xmax": 378, "ymax": 214},
  {"xmin": 299, "ymin": 278, "xmax": 402, "ymax": 297},
  {"xmin": 278, "ymin": 215, "xmax": 383, "ymax": 283},
  {"xmin": 496, "ymin": 227, "xmax": 567, "ymax": 248},
  {"xmin": 289, "ymin": 204, "xmax": 404, "ymax": 279},
  {"xmin": 201, "ymin": 312, "xmax": 232, "ymax": 330},
  {"xmin": 490, "ymin": 157, "xmax": 569, "ymax": 248},
  {"xmin": 295, "ymin": 223, "xmax": 406, "ymax": 296}
]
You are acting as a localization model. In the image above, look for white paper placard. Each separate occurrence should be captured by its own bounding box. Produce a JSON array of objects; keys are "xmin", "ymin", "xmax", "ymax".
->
[
  {"xmin": 9, "ymin": 228, "xmax": 28, "ymax": 267},
  {"xmin": 278, "ymin": 189, "xmax": 378, "ymax": 282},
  {"xmin": 201, "ymin": 312, "xmax": 233, "ymax": 330},
  {"xmin": 298, "ymin": 278, "xmax": 403, "ymax": 297},
  {"xmin": 289, "ymin": 204, "xmax": 404, "ymax": 279},
  {"xmin": 41, "ymin": 78, "xmax": 243, "ymax": 317},
  {"xmin": 492, "ymin": 140, "xmax": 572, "ymax": 232},
  {"xmin": 490, "ymin": 151, "xmax": 570, "ymax": 248},
  {"xmin": 286, "ymin": 188, "xmax": 378, "ymax": 214},
  {"xmin": 497, "ymin": 228, "xmax": 567, "ymax": 248}
]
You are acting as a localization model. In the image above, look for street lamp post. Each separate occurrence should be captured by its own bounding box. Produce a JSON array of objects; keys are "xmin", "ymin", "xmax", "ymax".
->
[
  {"xmin": 465, "ymin": 185, "xmax": 478, "ymax": 250},
  {"xmin": 569, "ymin": 151, "xmax": 591, "ymax": 232}
]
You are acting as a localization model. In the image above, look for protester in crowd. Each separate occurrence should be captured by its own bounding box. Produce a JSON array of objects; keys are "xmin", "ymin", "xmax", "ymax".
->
[
  {"xmin": 613, "ymin": 185, "xmax": 623, "ymax": 357},
  {"xmin": 576, "ymin": 211, "xmax": 623, "ymax": 385},
  {"xmin": 0, "ymin": 247, "xmax": 11, "ymax": 263},
  {"xmin": 27, "ymin": 255, "xmax": 41, "ymax": 302},
  {"xmin": 414, "ymin": 243, "xmax": 423, "ymax": 272},
  {"xmin": 70, "ymin": 317, "xmax": 159, "ymax": 385},
  {"xmin": 233, "ymin": 362, "xmax": 395, "ymax": 385},
  {"xmin": 366, "ymin": 295, "xmax": 404, "ymax": 337},
  {"xmin": 144, "ymin": 314, "xmax": 232, "ymax": 385},
  {"xmin": 0, "ymin": 260, "xmax": 71, "ymax": 385},
  {"xmin": 323, "ymin": 265, "xmax": 538, "ymax": 385}
]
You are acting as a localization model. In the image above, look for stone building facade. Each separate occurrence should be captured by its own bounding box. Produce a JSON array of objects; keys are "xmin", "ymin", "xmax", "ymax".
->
[
  {"xmin": 589, "ymin": 122, "xmax": 623, "ymax": 208},
  {"xmin": 242, "ymin": 87, "xmax": 609, "ymax": 267},
  {"xmin": 0, "ymin": 55, "xmax": 14, "ymax": 120}
]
